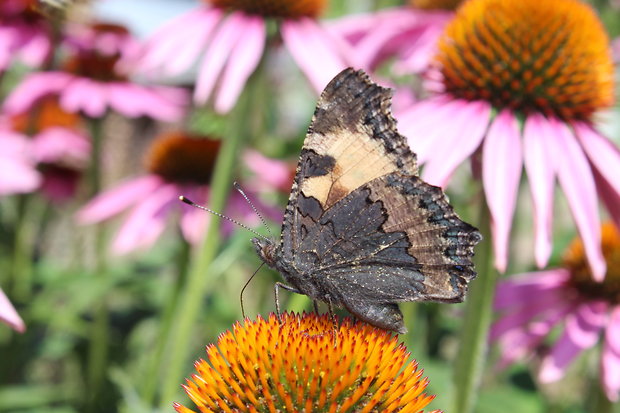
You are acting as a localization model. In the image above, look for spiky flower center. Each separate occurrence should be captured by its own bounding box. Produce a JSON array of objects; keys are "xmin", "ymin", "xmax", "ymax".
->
[
  {"xmin": 207, "ymin": 0, "xmax": 326, "ymax": 19},
  {"xmin": 175, "ymin": 312, "xmax": 440, "ymax": 413},
  {"xmin": 145, "ymin": 132, "xmax": 221, "ymax": 185},
  {"xmin": 564, "ymin": 223, "xmax": 620, "ymax": 304},
  {"xmin": 435, "ymin": 0, "xmax": 614, "ymax": 120}
]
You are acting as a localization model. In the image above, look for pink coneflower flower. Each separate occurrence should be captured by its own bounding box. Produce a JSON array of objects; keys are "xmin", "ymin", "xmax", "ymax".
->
[
  {"xmin": 135, "ymin": 0, "xmax": 353, "ymax": 113},
  {"xmin": 329, "ymin": 0, "xmax": 460, "ymax": 74},
  {"xmin": 491, "ymin": 222, "xmax": 620, "ymax": 401},
  {"xmin": 4, "ymin": 22, "xmax": 188, "ymax": 121},
  {"xmin": 0, "ymin": 97, "xmax": 90, "ymax": 201},
  {"xmin": 396, "ymin": 0, "xmax": 618, "ymax": 280},
  {"xmin": 0, "ymin": 287, "xmax": 24, "ymax": 332},
  {"xmin": 77, "ymin": 131, "xmax": 286, "ymax": 255},
  {"xmin": 0, "ymin": 0, "xmax": 52, "ymax": 72}
]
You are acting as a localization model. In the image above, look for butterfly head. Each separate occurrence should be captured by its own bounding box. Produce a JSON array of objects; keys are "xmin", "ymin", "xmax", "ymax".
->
[{"xmin": 252, "ymin": 237, "xmax": 278, "ymax": 268}]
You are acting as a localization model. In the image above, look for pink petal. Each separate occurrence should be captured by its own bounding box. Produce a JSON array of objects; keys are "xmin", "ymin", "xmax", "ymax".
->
[
  {"xmin": 160, "ymin": 9, "xmax": 223, "ymax": 77},
  {"xmin": 243, "ymin": 150, "xmax": 292, "ymax": 192},
  {"xmin": 214, "ymin": 16, "xmax": 265, "ymax": 113},
  {"xmin": 397, "ymin": 96, "xmax": 458, "ymax": 162},
  {"xmin": 573, "ymin": 122, "xmax": 620, "ymax": 200},
  {"xmin": 61, "ymin": 78, "xmax": 108, "ymax": 117},
  {"xmin": 491, "ymin": 291, "xmax": 570, "ymax": 341},
  {"xmin": 194, "ymin": 12, "xmax": 247, "ymax": 105},
  {"xmin": 595, "ymin": 169, "xmax": 620, "ymax": 227},
  {"xmin": 496, "ymin": 307, "xmax": 569, "ymax": 368},
  {"xmin": 494, "ymin": 269, "xmax": 570, "ymax": 310},
  {"xmin": 108, "ymin": 83, "xmax": 188, "ymax": 121},
  {"xmin": 421, "ymin": 100, "xmax": 491, "ymax": 187},
  {"xmin": 31, "ymin": 127, "xmax": 90, "ymax": 165},
  {"xmin": 602, "ymin": 307, "xmax": 620, "ymax": 401},
  {"xmin": 179, "ymin": 186, "xmax": 210, "ymax": 245},
  {"xmin": 76, "ymin": 175, "xmax": 164, "ymax": 223},
  {"xmin": 483, "ymin": 110, "xmax": 523, "ymax": 272},
  {"xmin": 112, "ymin": 182, "xmax": 179, "ymax": 254},
  {"xmin": 3, "ymin": 72, "xmax": 70, "ymax": 114},
  {"xmin": 540, "ymin": 301, "xmax": 608, "ymax": 382},
  {"xmin": 0, "ymin": 132, "xmax": 41, "ymax": 194},
  {"xmin": 547, "ymin": 119, "xmax": 604, "ymax": 280},
  {"xmin": 281, "ymin": 18, "xmax": 349, "ymax": 93},
  {"xmin": 523, "ymin": 114, "xmax": 556, "ymax": 269},
  {"xmin": 137, "ymin": 8, "xmax": 221, "ymax": 76},
  {"xmin": 0, "ymin": 288, "xmax": 24, "ymax": 333}
]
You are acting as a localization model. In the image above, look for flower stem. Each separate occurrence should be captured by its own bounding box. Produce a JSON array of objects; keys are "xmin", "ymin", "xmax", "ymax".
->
[
  {"xmin": 451, "ymin": 200, "xmax": 497, "ymax": 413},
  {"xmin": 158, "ymin": 78, "xmax": 257, "ymax": 408},
  {"xmin": 142, "ymin": 236, "xmax": 191, "ymax": 404},
  {"xmin": 11, "ymin": 194, "xmax": 34, "ymax": 301},
  {"xmin": 85, "ymin": 117, "xmax": 109, "ymax": 412}
]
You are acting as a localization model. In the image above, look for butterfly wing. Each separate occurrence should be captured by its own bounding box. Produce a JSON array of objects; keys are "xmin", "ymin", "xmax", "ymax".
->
[
  {"xmin": 280, "ymin": 68, "xmax": 418, "ymax": 258},
  {"xmin": 277, "ymin": 68, "xmax": 481, "ymax": 332}
]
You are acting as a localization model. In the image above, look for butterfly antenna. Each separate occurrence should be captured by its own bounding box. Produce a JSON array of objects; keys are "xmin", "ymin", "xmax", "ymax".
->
[
  {"xmin": 178, "ymin": 196, "xmax": 269, "ymax": 241},
  {"xmin": 240, "ymin": 262, "xmax": 265, "ymax": 319},
  {"xmin": 233, "ymin": 181, "xmax": 273, "ymax": 238}
]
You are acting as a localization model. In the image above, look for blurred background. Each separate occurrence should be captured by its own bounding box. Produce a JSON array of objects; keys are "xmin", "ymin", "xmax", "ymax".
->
[{"xmin": 0, "ymin": 0, "xmax": 619, "ymax": 412}]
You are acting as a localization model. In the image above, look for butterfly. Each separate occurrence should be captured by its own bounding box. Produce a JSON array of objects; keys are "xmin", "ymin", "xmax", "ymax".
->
[{"xmin": 252, "ymin": 68, "xmax": 482, "ymax": 333}]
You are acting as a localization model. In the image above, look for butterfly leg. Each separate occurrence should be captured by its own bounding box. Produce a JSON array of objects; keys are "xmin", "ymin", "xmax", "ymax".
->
[
  {"xmin": 274, "ymin": 282, "xmax": 302, "ymax": 323},
  {"xmin": 313, "ymin": 300, "xmax": 320, "ymax": 315}
]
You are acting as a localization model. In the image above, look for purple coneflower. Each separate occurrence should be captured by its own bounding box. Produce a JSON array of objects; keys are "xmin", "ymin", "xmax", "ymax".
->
[
  {"xmin": 134, "ymin": 0, "xmax": 354, "ymax": 113},
  {"xmin": 492, "ymin": 222, "xmax": 620, "ymax": 401},
  {"xmin": 396, "ymin": 0, "xmax": 617, "ymax": 279},
  {"xmin": 77, "ymin": 131, "xmax": 285, "ymax": 254},
  {"xmin": 4, "ymin": 22, "xmax": 188, "ymax": 121}
]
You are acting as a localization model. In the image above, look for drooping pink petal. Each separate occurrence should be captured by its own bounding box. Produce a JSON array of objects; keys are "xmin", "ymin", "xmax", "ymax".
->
[
  {"xmin": 397, "ymin": 97, "xmax": 461, "ymax": 162},
  {"xmin": 3, "ymin": 72, "xmax": 70, "ymax": 114},
  {"xmin": 491, "ymin": 290, "xmax": 571, "ymax": 340},
  {"xmin": 60, "ymin": 78, "xmax": 108, "ymax": 117},
  {"xmin": 594, "ymin": 169, "xmax": 620, "ymax": 227},
  {"xmin": 539, "ymin": 301, "xmax": 608, "ymax": 382},
  {"xmin": 281, "ymin": 18, "xmax": 350, "ymax": 93},
  {"xmin": 421, "ymin": 100, "xmax": 491, "ymax": 187},
  {"xmin": 76, "ymin": 175, "xmax": 164, "ymax": 223},
  {"xmin": 31, "ymin": 127, "xmax": 90, "ymax": 165},
  {"xmin": 393, "ymin": 19, "xmax": 449, "ymax": 74},
  {"xmin": 602, "ymin": 306, "xmax": 620, "ymax": 401},
  {"xmin": 0, "ymin": 131, "xmax": 41, "ymax": 195},
  {"xmin": 483, "ymin": 110, "xmax": 523, "ymax": 272},
  {"xmin": 179, "ymin": 185, "xmax": 210, "ymax": 245},
  {"xmin": 573, "ymin": 122, "xmax": 620, "ymax": 201},
  {"xmin": 523, "ymin": 113, "xmax": 557, "ymax": 269},
  {"xmin": 194, "ymin": 12, "xmax": 247, "ymax": 105},
  {"xmin": 0, "ymin": 288, "xmax": 24, "ymax": 333},
  {"xmin": 547, "ymin": 119, "xmax": 604, "ymax": 280},
  {"xmin": 496, "ymin": 307, "xmax": 570, "ymax": 368},
  {"xmin": 243, "ymin": 150, "xmax": 292, "ymax": 192},
  {"xmin": 112, "ymin": 182, "xmax": 179, "ymax": 254},
  {"xmin": 494, "ymin": 269, "xmax": 570, "ymax": 310},
  {"xmin": 137, "ymin": 7, "xmax": 222, "ymax": 76},
  {"xmin": 108, "ymin": 83, "xmax": 188, "ymax": 121},
  {"xmin": 214, "ymin": 16, "xmax": 265, "ymax": 113}
]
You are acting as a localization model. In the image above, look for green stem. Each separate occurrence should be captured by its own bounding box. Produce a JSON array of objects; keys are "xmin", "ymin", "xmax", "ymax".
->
[
  {"xmin": 590, "ymin": 377, "xmax": 614, "ymax": 413},
  {"xmin": 11, "ymin": 195, "xmax": 33, "ymax": 300},
  {"xmin": 158, "ymin": 80, "xmax": 255, "ymax": 408},
  {"xmin": 142, "ymin": 236, "xmax": 191, "ymax": 404},
  {"xmin": 451, "ymin": 200, "xmax": 497, "ymax": 413},
  {"xmin": 85, "ymin": 117, "xmax": 109, "ymax": 412}
]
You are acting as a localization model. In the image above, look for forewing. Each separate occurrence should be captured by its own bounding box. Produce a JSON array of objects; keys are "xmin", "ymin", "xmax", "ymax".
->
[{"xmin": 280, "ymin": 68, "xmax": 417, "ymax": 258}]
